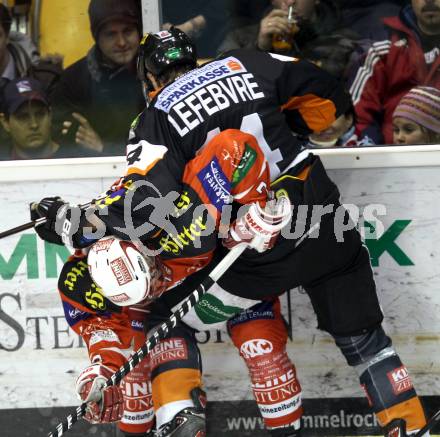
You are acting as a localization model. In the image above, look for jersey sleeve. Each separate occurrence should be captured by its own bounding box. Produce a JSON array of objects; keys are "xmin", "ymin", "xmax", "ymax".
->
[
  {"xmin": 226, "ymin": 49, "xmax": 352, "ymax": 137},
  {"xmin": 58, "ymin": 254, "xmax": 135, "ymax": 371},
  {"xmin": 350, "ymin": 43, "xmax": 390, "ymax": 143},
  {"xmin": 88, "ymin": 109, "xmax": 189, "ymax": 246},
  {"xmin": 275, "ymin": 55, "xmax": 352, "ymax": 135}
]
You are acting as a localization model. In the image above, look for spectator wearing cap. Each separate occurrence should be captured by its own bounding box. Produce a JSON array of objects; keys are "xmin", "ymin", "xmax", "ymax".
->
[
  {"xmin": 0, "ymin": 78, "xmax": 66, "ymax": 159},
  {"xmin": 350, "ymin": 0, "xmax": 440, "ymax": 145},
  {"xmin": 392, "ymin": 86, "xmax": 440, "ymax": 145},
  {"xmin": 50, "ymin": 0, "xmax": 144, "ymax": 156}
]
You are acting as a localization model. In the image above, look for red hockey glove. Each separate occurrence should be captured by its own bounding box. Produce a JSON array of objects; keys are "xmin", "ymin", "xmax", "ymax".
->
[
  {"xmin": 75, "ymin": 363, "xmax": 123, "ymax": 424},
  {"xmin": 223, "ymin": 194, "xmax": 292, "ymax": 253}
]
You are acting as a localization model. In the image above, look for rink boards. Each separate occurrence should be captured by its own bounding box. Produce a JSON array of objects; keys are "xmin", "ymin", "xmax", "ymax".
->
[{"xmin": 1, "ymin": 147, "xmax": 440, "ymax": 436}]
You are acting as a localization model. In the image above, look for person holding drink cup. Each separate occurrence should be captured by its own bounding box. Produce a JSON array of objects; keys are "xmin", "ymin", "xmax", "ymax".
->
[{"xmin": 256, "ymin": 0, "xmax": 341, "ymax": 54}]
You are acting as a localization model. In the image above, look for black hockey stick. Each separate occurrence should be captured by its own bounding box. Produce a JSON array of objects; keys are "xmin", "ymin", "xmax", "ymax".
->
[
  {"xmin": 0, "ymin": 216, "xmax": 45, "ymax": 239},
  {"xmin": 0, "ymin": 200, "xmax": 98, "ymax": 240},
  {"xmin": 47, "ymin": 243, "xmax": 247, "ymax": 437}
]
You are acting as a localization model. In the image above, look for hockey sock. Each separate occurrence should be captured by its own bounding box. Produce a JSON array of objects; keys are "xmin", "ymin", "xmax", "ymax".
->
[{"xmin": 357, "ymin": 351, "xmax": 426, "ymax": 433}]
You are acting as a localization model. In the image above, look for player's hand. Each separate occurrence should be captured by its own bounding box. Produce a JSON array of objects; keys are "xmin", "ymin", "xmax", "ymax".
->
[
  {"xmin": 76, "ymin": 363, "xmax": 123, "ymax": 424},
  {"xmin": 62, "ymin": 113, "xmax": 104, "ymax": 153},
  {"xmin": 223, "ymin": 194, "xmax": 292, "ymax": 253},
  {"xmin": 30, "ymin": 196, "xmax": 68, "ymax": 245}
]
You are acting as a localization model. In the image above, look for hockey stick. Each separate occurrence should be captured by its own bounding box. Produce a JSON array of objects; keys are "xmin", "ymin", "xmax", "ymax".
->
[
  {"xmin": 0, "ymin": 199, "xmax": 102, "ymax": 240},
  {"xmin": 0, "ymin": 216, "xmax": 45, "ymax": 239},
  {"xmin": 47, "ymin": 243, "xmax": 248, "ymax": 437}
]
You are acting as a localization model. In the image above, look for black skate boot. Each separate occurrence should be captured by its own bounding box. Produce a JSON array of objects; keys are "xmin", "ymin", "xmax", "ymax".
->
[
  {"xmin": 155, "ymin": 388, "xmax": 206, "ymax": 437},
  {"xmin": 383, "ymin": 418, "xmax": 408, "ymax": 437}
]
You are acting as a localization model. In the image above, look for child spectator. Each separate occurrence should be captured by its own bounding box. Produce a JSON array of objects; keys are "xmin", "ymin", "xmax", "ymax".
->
[
  {"xmin": 50, "ymin": 0, "xmax": 144, "ymax": 156},
  {"xmin": 0, "ymin": 78, "xmax": 74, "ymax": 159},
  {"xmin": 350, "ymin": 0, "xmax": 440, "ymax": 145},
  {"xmin": 392, "ymin": 86, "xmax": 440, "ymax": 145}
]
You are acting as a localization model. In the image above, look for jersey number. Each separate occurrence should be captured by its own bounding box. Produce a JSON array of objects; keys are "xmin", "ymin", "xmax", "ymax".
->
[{"xmin": 203, "ymin": 113, "xmax": 283, "ymax": 179}]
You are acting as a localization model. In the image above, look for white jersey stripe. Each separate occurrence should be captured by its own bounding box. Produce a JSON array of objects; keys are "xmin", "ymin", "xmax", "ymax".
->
[
  {"xmin": 350, "ymin": 41, "xmax": 391, "ymax": 101},
  {"xmin": 350, "ymin": 41, "xmax": 392, "ymax": 104}
]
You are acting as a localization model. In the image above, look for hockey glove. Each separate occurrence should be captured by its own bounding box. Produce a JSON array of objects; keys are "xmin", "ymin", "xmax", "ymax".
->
[
  {"xmin": 30, "ymin": 196, "xmax": 82, "ymax": 246},
  {"xmin": 223, "ymin": 194, "xmax": 292, "ymax": 253},
  {"xmin": 75, "ymin": 363, "xmax": 124, "ymax": 424}
]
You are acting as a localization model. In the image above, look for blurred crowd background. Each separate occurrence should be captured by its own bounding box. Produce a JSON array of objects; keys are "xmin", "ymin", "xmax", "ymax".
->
[{"xmin": 0, "ymin": 0, "xmax": 438, "ymax": 161}]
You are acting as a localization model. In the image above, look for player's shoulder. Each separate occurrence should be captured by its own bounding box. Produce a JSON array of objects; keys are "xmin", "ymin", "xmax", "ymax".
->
[
  {"xmin": 58, "ymin": 257, "xmax": 121, "ymax": 315},
  {"xmin": 221, "ymin": 48, "xmax": 292, "ymax": 78}
]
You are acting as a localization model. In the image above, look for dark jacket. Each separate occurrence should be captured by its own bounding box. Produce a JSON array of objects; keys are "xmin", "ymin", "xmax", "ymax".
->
[
  {"xmin": 336, "ymin": 0, "xmax": 401, "ymax": 39},
  {"xmin": 50, "ymin": 46, "xmax": 144, "ymax": 156},
  {"xmin": 351, "ymin": 5, "xmax": 440, "ymax": 144}
]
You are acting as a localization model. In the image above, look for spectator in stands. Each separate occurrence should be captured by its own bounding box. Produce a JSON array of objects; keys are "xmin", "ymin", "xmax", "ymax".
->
[
  {"xmin": 225, "ymin": 0, "xmax": 271, "ymax": 29},
  {"xmin": 0, "ymin": 78, "xmax": 71, "ymax": 160},
  {"xmin": 392, "ymin": 86, "xmax": 440, "ymax": 145},
  {"xmin": 301, "ymin": 29, "xmax": 370, "ymax": 84},
  {"xmin": 50, "ymin": 0, "xmax": 144, "ymax": 156},
  {"xmin": 335, "ymin": 0, "xmax": 401, "ymax": 40},
  {"xmin": 0, "ymin": 4, "xmax": 61, "ymax": 92},
  {"xmin": 217, "ymin": 0, "xmax": 341, "ymax": 56},
  {"xmin": 350, "ymin": 0, "xmax": 440, "ymax": 145},
  {"xmin": 0, "ymin": 4, "xmax": 63, "ymax": 159},
  {"xmin": 0, "ymin": 4, "xmax": 37, "ymax": 83},
  {"xmin": 162, "ymin": 0, "xmax": 229, "ymax": 58}
]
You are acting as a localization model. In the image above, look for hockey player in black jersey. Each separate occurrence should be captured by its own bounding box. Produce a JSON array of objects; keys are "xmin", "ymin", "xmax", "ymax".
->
[{"xmin": 32, "ymin": 28, "xmax": 428, "ymax": 437}]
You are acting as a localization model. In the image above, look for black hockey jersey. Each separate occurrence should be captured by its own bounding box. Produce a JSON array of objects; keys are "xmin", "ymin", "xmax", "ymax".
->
[{"xmin": 92, "ymin": 49, "xmax": 350, "ymax": 265}]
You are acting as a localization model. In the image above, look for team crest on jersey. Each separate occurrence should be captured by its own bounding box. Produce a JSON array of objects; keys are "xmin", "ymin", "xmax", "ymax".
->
[{"xmin": 197, "ymin": 157, "xmax": 232, "ymax": 211}]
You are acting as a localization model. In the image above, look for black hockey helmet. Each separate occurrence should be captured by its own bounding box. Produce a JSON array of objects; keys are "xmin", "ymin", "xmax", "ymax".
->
[{"xmin": 137, "ymin": 27, "xmax": 197, "ymax": 81}]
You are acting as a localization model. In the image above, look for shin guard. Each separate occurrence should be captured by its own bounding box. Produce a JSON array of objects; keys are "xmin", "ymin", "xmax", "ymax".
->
[
  {"xmin": 119, "ymin": 357, "xmax": 154, "ymax": 435},
  {"xmin": 228, "ymin": 299, "xmax": 302, "ymax": 430}
]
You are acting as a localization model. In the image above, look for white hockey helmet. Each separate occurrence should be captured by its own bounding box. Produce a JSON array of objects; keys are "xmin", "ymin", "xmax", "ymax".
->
[{"xmin": 87, "ymin": 236, "xmax": 169, "ymax": 306}]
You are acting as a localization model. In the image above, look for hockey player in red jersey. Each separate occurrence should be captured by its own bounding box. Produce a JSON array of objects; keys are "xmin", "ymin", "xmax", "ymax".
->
[
  {"xmin": 31, "ymin": 28, "xmax": 429, "ymax": 437},
  {"xmin": 52, "ymin": 128, "xmax": 301, "ymax": 437}
]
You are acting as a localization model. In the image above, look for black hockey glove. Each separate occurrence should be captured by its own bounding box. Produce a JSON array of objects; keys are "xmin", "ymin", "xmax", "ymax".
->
[{"xmin": 30, "ymin": 196, "xmax": 82, "ymax": 246}]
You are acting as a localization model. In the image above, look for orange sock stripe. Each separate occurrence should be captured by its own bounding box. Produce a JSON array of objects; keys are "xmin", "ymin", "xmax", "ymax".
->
[
  {"xmin": 376, "ymin": 397, "xmax": 427, "ymax": 431},
  {"xmin": 152, "ymin": 368, "xmax": 202, "ymax": 410}
]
